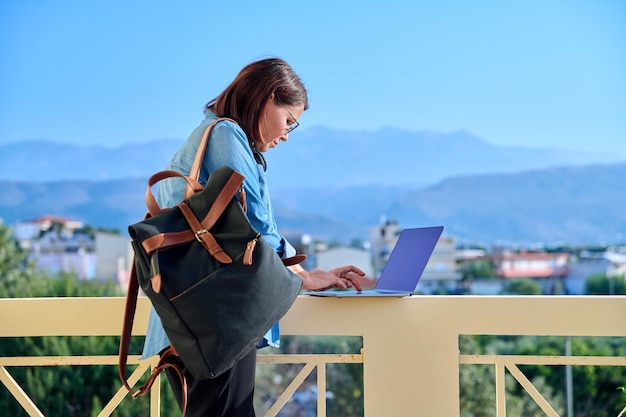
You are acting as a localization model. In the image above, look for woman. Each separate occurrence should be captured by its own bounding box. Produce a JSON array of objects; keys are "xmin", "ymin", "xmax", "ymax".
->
[{"xmin": 142, "ymin": 57, "xmax": 364, "ymax": 416}]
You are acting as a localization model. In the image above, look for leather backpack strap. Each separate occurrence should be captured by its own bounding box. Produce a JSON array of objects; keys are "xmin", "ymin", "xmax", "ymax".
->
[
  {"xmin": 133, "ymin": 347, "xmax": 188, "ymax": 414},
  {"xmin": 178, "ymin": 202, "xmax": 233, "ymax": 264},
  {"xmin": 118, "ymin": 263, "xmax": 190, "ymax": 416},
  {"xmin": 118, "ymin": 262, "xmax": 141, "ymax": 395},
  {"xmin": 146, "ymin": 170, "xmax": 203, "ymax": 216},
  {"xmin": 197, "ymin": 169, "xmax": 245, "ymax": 230},
  {"xmin": 185, "ymin": 117, "xmax": 237, "ymax": 199},
  {"xmin": 139, "ymin": 169, "xmax": 246, "ymax": 256}
]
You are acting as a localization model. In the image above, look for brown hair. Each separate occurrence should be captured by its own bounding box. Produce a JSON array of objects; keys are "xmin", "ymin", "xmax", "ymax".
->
[{"xmin": 206, "ymin": 58, "xmax": 309, "ymax": 142}]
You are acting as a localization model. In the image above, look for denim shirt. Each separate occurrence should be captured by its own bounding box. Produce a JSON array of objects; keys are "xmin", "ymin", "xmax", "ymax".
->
[{"xmin": 141, "ymin": 111, "xmax": 296, "ymax": 359}]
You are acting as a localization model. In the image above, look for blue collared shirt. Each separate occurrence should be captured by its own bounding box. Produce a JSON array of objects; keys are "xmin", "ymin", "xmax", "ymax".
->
[{"xmin": 141, "ymin": 111, "xmax": 295, "ymax": 359}]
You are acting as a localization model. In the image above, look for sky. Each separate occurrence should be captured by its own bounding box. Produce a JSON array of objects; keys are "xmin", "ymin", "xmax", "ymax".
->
[{"xmin": 1, "ymin": 0, "xmax": 625, "ymax": 156}]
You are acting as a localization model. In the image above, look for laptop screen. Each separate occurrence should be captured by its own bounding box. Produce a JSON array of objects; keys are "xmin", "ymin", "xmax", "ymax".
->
[{"xmin": 375, "ymin": 226, "xmax": 444, "ymax": 292}]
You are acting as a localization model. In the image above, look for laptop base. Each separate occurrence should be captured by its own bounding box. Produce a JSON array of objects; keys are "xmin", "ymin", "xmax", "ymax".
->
[{"xmin": 301, "ymin": 290, "xmax": 413, "ymax": 298}]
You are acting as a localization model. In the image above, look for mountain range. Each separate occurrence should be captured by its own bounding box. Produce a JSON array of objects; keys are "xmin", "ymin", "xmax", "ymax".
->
[{"xmin": 1, "ymin": 127, "xmax": 624, "ymax": 246}]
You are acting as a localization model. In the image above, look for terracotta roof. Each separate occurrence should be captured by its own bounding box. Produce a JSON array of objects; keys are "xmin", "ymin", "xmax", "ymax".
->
[
  {"xmin": 487, "ymin": 252, "xmax": 569, "ymax": 260},
  {"xmin": 497, "ymin": 266, "xmax": 570, "ymax": 279},
  {"xmin": 27, "ymin": 215, "xmax": 79, "ymax": 224}
]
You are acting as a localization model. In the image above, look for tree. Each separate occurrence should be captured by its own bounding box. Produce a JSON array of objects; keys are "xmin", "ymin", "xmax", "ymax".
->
[
  {"xmin": 460, "ymin": 259, "xmax": 493, "ymax": 280},
  {"xmin": 585, "ymin": 273, "xmax": 626, "ymax": 295},
  {"xmin": 500, "ymin": 278, "xmax": 542, "ymax": 295},
  {"xmin": 0, "ymin": 222, "xmax": 49, "ymax": 298}
]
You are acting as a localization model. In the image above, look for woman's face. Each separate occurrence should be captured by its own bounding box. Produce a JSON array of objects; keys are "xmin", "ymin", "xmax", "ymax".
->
[{"xmin": 256, "ymin": 97, "xmax": 304, "ymax": 152}]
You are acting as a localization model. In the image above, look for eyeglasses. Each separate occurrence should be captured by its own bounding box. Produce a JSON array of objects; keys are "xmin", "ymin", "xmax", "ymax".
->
[{"xmin": 284, "ymin": 107, "xmax": 300, "ymax": 134}]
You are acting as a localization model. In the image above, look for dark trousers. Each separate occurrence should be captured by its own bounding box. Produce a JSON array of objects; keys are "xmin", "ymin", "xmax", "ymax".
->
[{"xmin": 164, "ymin": 348, "xmax": 257, "ymax": 417}]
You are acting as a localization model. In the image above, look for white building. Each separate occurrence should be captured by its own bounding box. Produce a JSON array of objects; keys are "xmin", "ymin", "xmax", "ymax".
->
[
  {"xmin": 604, "ymin": 246, "xmax": 626, "ymax": 278},
  {"xmin": 95, "ymin": 231, "xmax": 133, "ymax": 282},
  {"xmin": 315, "ymin": 246, "xmax": 374, "ymax": 277},
  {"xmin": 13, "ymin": 216, "xmax": 132, "ymax": 282}
]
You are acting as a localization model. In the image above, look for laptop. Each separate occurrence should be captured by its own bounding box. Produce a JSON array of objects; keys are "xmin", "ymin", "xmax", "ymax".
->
[{"xmin": 303, "ymin": 226, "xmax": 444, "ymax": 297}]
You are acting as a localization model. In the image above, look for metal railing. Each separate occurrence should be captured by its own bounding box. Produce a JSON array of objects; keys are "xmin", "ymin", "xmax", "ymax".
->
[{"xmin": 1, "ymin": 295, "xmax": 625, "ymax": 416}]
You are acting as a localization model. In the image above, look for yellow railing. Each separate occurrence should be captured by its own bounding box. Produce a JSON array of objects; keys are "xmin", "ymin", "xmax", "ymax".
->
[{"xmin": 1, "ymin": 295, "xmax": 625, "ymax": 416}]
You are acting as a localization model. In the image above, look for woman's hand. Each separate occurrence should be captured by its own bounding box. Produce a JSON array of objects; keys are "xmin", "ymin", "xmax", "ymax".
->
[{"xmin": 289, "ymin": 264, "xmax": 365, "ymax": 291}]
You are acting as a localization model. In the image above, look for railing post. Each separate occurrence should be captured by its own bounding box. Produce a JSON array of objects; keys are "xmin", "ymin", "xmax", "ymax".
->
[
  {"xmin": 359, "ymin": 298, "xmax": 461, "ymax": 417},
  {"xmin": 150, "ymin": 373, "xmax": 160, "ymax": 417},
  {"xmin": 281, "ymin": 296, "xmax": 462, "ymax": 417}
]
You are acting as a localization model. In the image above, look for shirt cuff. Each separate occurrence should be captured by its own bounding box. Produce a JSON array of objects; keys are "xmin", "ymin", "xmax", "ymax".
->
[{"xmin": 281, "ymin": 237, "xmax": 297, "ymax": 258}]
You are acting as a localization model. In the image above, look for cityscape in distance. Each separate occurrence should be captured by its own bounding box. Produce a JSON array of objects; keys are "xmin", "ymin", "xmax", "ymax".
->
[{"xmin": 2, "ymin": 127, "xmax": 625, "ymax": 296}]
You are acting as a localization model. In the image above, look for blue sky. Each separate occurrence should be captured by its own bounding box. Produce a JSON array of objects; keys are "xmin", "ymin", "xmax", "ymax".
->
[{"xmin": 1, "ymin": 0, "xmax": 625, "ymax": 155}]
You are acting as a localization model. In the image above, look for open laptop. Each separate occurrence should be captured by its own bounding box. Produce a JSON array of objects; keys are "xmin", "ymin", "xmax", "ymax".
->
[{"xmin": 303, "ymin": 226, "xmax": 444, "ymax": 297}]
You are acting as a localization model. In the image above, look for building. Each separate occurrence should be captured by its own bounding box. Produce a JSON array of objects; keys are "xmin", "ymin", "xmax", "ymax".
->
[
  {"xmin": 315, "ymin": 246, "xmax": 375, "ymax": 277},
  {"xmin": 475, "ymin": 250, "xmax": 571, "ymax": 294},
  {"xmin": 604, "ymin": 246, "xmax": 626, "ymax": 278},
  {"xmin": 13, "ymin": 215, "xmax": 85, "ymax": 241},
  {"xmin": 13, "ymin": 215, "xmax": 132, "ymax": 282},
  {"xmin": 488, "ymin": 250, "xmax": 570, "ymax": 279},
  {"xmin": 368, "ymin": 219, "xmax": 402, "ymax": 275},
  {"xmin": 418, "ymin": 235, "xmax": 463, "ymax": 294},
  {"xmin": 95, "ymin": 232, "xmax": 133, "ymax": 282}
]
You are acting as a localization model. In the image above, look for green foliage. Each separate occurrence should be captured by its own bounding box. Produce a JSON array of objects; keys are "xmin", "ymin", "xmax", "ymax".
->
[
  {"xmin": 459, "ymin": 336, "xmax": 496, "ymax": 417},
  {"xmin": 255, "ymin": 336, "xmax": 364, "ymax": 416},
  {"xmin": 460, "ymin": 259, "xmax": 494, "ymax": 280},
  {"xmin": 585, "ymin": 273, "xmax": 626, "ymax": 295},
  {"xmin": 0, "ymin": 222, "xmax": 48, "ymax": 298},
  {"xmin": 500, "ymin": 278, "xmax": 542, "ymax": 295},
  {"xmin": 459, "ymin": 335, "xmax": 626, "ymax": 417},
  {"xmin": 459, "ymin": 336, "xmax": 563, "ymax": 417},
  {"xmin": 75, "ymin": 224, "xmax": 121, "ymax": 238},
  {"xmin": 567, "ymin": 337, "xmax": 626, "ymax": 416},
  {"xmin": 348, "ymin": 238, "xmax": 364, "ymax": 249}
]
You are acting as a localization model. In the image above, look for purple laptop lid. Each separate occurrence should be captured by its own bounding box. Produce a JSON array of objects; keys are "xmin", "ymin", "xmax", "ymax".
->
[{"xmin": 375, "ymin": 226, "xmax": 444, "ymax": 292}]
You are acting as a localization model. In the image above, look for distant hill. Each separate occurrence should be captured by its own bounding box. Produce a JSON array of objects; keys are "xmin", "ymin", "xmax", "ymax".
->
[
  {"xmin": 270, "ymin": 163, "xmax": 626, "ymax": 245},
  {"xmin": 388, "ymin": 163, "xmax": 626, "ymax": 245},
  {"xmin": 1, "ymin": 163, "xmax": 625, "ymax": 246},
  {"xmin": 1, "ymin": 127, "xmax": 623, "ymax": 187}
]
